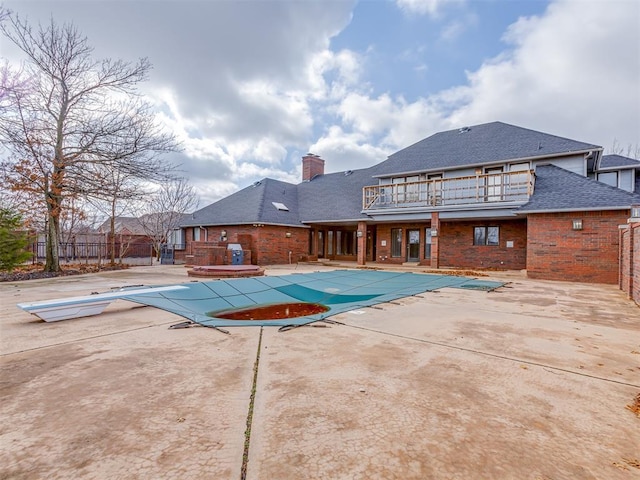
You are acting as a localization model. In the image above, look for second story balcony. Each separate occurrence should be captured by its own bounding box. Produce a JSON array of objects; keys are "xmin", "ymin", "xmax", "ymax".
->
[{"xmin": 363, "ymin": 170, "xmax": 535, "ymax": 211}]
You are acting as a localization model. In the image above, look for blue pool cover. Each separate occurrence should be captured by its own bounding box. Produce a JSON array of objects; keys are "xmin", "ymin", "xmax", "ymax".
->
[{"xmin": 119, "ymin": 270, "xmax": 504, "ymax": 328}]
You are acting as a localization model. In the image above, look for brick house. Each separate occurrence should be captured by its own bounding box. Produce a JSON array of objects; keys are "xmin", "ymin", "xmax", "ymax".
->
[{"xmin": 179, "ymin": 121, "xmax": 640, "ymax": 284}]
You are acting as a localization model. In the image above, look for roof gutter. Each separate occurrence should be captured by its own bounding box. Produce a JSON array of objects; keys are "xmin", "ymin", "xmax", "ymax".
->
[
  {"xmin": 516, "ymin": 205, "xmax": 631, "ymax": 215},
  {"xmin": 179, "ymin": 222, "xmax": 310, "ymax": 229}
]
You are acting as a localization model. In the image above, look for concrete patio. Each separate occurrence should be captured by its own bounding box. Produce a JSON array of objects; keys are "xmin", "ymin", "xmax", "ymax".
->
[{"xmin": 1, "ymin": 264, "xmax": 639, "ymax": 479}]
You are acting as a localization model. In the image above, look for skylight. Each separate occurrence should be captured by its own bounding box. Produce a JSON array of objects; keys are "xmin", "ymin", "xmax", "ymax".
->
[{"xmin": 272, "ymin": 202, "xmax": 289, "ymax": 211}]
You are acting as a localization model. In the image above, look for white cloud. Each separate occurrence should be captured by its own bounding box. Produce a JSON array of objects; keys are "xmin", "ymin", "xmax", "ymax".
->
[
  {"xmin": 396, "ymin": 0, "xmax": 465, "ymax": 17},
  {"xmin": 440, "ymin": 12, "xmax": 478, "ymax": 41},
  {"xmin": 443, "ymin": 0, "xmax": 640, "ymax": 149},
  {"xmin": 320, "ymin": 0, "xmax": 639, "ymax": 168},
  {"xmin": 3, "ymin": 0, "xmax": 638, "ymax": 210},
  {"xmin": 310, "ymin": 125, "xmax": 391, "ymax": 171}
]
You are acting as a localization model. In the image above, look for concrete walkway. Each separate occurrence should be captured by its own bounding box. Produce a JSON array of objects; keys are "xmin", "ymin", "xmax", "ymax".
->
[{"xmin": 1, "ymin": 264, "xmax": 639, "ymax": 479}]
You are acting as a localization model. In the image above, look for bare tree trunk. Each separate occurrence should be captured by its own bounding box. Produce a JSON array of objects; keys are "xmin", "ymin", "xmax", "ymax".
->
[{"xmin": 45, "ymin": 207, "xmax": 60, "ymax": 272}]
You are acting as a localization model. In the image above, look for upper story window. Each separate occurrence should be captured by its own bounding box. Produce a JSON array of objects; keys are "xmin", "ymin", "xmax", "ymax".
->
[
  {"xmin": 597, "ymin": 171, "xmax": 618, "ymax": 188},
  {"xmin": 392, "ymin": 175, "xmax": 420, "ymax": 202}
]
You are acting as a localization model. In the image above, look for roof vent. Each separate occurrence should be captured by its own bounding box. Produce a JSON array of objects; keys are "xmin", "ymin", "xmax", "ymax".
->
[
  {"xmin": 458, "ymin": 126, "xmax": 471, "ymax": 134},
  {"xmin": 272, "ymin": 201, "xmax": 289, "ymax": 211},
  {"xmin": 344, "ymin": 170, "xmax": 353, "ymax": 176},
  {"xmin": 252, "ymin": 181, "xmax": 261, "ymax": 187}
]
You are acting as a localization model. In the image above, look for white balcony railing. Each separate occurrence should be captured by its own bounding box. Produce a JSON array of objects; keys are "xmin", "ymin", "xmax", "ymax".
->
[{"xmin": 363, "ymin": 171, "xmax": 534, "ymax": 210}]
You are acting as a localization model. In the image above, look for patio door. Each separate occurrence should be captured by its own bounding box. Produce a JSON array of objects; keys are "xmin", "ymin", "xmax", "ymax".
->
[{"xmin": 407, "ymin": 229, "xmax": 420, "ymax": 262}]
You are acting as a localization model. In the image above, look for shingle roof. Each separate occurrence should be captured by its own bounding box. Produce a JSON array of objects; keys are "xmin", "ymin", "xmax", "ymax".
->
[
  {"xmin": 297, "ymin": 166, "xmax": 382, "ymax": 222},
  {"xmin": 374, "ymin": 121, "xmax": 601, "ymax": 176},
  {"xmin": 99, "ymin": 216, "xmax": 146, "ymax": 235},
  {"xmin": 600, "ymin": 154, "xmax": 640, "ymax": 169},
  {"xmin": 518, "ymin": 164, "xmax": 640, "ymax": 213},
  {"xmin": 181, "ymin": 178, "xmax": 301, "ymax": 227}
]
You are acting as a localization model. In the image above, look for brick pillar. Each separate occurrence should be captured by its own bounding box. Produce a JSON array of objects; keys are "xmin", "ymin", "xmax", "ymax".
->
[
  {"xmin": 357, "ymin": 221, "xmax": 367, "ymax": 266},
  {"xmin": 430, "ymin": 212, "xmax": 440, "ymax": 269}
]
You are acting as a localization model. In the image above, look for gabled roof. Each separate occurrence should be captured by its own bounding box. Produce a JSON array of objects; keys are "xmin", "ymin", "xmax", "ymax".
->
[
  {"xmin": 374, "ymin": 121, "xmax": 601, "ymax": 177},
  {"xmin": 182, "ymin": 178, "xmax": 301, "ymax": 227},
  {"xmin": 600, "ymin": 154, "xmax": 640, "ymax": 170},
  {"xmin": 98, "ymin": 216, "xmax": 146, "ymax": 235},
  {"xmin": 518, "ymin": 164, "xmax": 640, "ymax": 213}
]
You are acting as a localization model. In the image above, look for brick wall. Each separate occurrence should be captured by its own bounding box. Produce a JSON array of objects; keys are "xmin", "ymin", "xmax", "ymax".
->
[
  {"xmin": 439, "ymin": 219, "xmax": 527, "ymax": 270},
  {"xmin": 527, "ymin": 210, "xmax": 629, "ymax": 284},
  {"xmin": 373, "ymin": 220, "xmax": 526, "ymax": 269},
  {"xmin": 252, "ymin": 225, "xmax": 309, "ymax": 265},
  {"xmin": 619, "ymin": 222, "xmax": 640, "ymax": 305},
  {"xmin": 183, "ymin": 225, "xmax": 309, "ymax": 266}
]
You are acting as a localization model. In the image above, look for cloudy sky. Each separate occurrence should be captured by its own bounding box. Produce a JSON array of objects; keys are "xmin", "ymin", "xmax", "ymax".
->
[{"xmin": 2, "ymin": 0, "xmax": 639, "ymax": 206}]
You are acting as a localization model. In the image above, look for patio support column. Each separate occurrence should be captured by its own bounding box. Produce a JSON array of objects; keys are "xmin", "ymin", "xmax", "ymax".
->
[
  {"xmin": 431, "ymin": 212, "xmax": 440, "ymax": 269},
  {"xmin": 357, "ymin": 221, "xmax": 367, "ymax": 266}
]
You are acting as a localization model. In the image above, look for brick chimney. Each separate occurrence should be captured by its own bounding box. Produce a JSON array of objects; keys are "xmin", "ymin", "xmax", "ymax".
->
[{"xmin": 302, "ymin": 153, "xmax": 325, "ymax": 181}]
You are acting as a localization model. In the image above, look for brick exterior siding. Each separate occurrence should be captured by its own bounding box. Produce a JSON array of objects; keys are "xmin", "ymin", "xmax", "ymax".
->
[
  {"xmin": 619, "ymin": 222, "xmax": 640, "ymax": 306},
  {"xmin": 373, "ymin": 219, "xmax": 527, "ymax": 270},
  {"xmin": 182, "ymin": 225, "xmax": 309, "ymax": 266},
  {"xmin": 439, "ymin": 220, "xmax": 527, "ymax": 270},
  {"xmin": 527, "ymin": 210, "xmax": 629, "ymax": 284}
]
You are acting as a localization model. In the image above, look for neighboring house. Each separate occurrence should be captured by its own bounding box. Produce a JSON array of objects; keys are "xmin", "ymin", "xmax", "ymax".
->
[
  {"xmin": 179, "ymin": 121, "xmax": 640, "ymax": 284},
  {"xmin": 98, "ymin": 216, "xmax": 148, "ymax": 238}
]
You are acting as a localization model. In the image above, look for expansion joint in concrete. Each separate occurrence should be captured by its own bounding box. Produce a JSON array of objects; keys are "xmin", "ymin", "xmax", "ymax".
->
[{"xmin": 240, "ymin": 326, "xmax": 263, "ymax": 480}]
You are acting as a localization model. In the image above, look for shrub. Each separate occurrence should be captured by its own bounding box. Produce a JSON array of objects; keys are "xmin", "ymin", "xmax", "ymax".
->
[{"xmin": 0, "ymin": 208, "xmax": 33, "ymax": 272}]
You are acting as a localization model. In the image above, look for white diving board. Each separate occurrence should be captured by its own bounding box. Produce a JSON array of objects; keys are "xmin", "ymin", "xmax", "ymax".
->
[{"xmin": 16, "ymin": 285, "xmax": 189, "ymax": 322}]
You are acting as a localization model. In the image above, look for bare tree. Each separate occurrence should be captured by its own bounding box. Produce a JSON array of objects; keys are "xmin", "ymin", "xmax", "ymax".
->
[
  {"xmin": 609, "ymin": 139, "xmax": 640, "ymax": 159},
  {"xmin": 83, "ymin": 161, "xmax": 151, "ymax": 265},
  {"xmin": 0, "ymin": 12, "xmax": 178, "ymax": 271},
  {"xmin": 138, "ymin": 177, "xmax": 199, "ymax": 260}
]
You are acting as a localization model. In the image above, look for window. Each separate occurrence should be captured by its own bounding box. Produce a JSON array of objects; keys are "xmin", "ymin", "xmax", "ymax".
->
[
  {"xmin": 391, "ymin": 228, "xmax": 402, "ymax": 257},
  {"xmin": 424, "ymin": 228, "xmax": 432, "ymax": 258},
  {"xmin": 167, "ymin": 229, "xmax": 185, "ymax": 249},
  {"xmin": 336, "ymin": 230, "xmax": 356, "ymax": 256},
  {"xmin": 391, "ymin": 175, "xmax": 420, "ymax": 202},
  {"xmin": 485, "ymin": 167, "xmax": 504, "ymax": 201},
  {"xmin": 597, "ymin": 172, "xmax": 618, "ymax": 188},
  {"xmin": 474, "ymin": 226, "xmax": 499, "ymax": 246},
  {"xmin": 193, "ymin": 227, "xmax": 201, "ymax": 242},
  {"xmin": 507, "ymin": 163, "xmax": 530, "ymax": 198},
  {"xmin": 427, "ymin": 173, "xmax": 443, "ymax": 205}
]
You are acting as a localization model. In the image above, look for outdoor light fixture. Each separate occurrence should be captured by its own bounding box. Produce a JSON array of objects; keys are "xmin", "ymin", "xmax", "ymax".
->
[
  {"xmin": 631, "ymin": 205, "xmax": 640, "ymax": 219},
  {"xmin": 285, "ymin": 232, "xmax": 292, "ymax": 238},
  {"xmin": 357, "ymin": 231, "xmax": 364, "ymax": 238},
  {"xmin": 221, "ymin": 230, "xmax": 227, "ymax": 237},
  {"xmin": 431, "ymin": 229, "xmax": 438, "ymax": 237},
  {"xmin": 572, "ymin": 219, "xmax": 583, "ymax": 230}
]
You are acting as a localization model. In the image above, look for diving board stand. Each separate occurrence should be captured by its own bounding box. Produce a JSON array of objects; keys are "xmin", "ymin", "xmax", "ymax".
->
[{"xmin": 16, "ymin": 285, "xmax": 189, "ymax": 322}]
